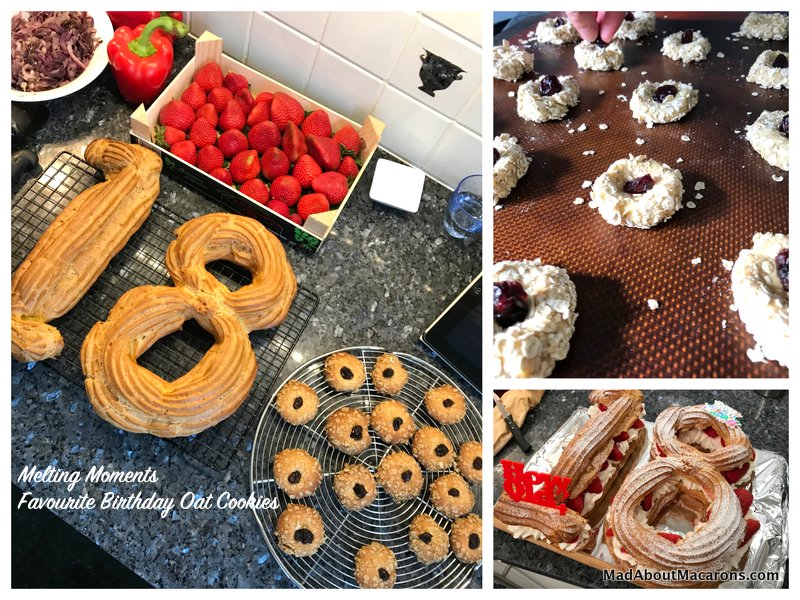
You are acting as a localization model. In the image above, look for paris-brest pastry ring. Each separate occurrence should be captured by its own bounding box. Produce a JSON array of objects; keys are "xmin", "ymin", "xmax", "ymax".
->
[
  {"xmin": 605, "ymin": 456, "xmax": 758, "ymax": 587},
  {"xmin": 651, "ymin": 405, "xmax": 755, "ymax": 487},
  {"xmin": 81, "ymin": 213, "xmax": 297, "ymax": 437}
]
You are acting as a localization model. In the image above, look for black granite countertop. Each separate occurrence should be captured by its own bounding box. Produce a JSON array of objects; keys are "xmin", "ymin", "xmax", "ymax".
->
[
  {"xmin": 492, "ymin": 389, "xmax": 788, "ymax": 588},
  {"xmin": 11, "ymin": 37, "xmax": 481, "ymax": 589}
]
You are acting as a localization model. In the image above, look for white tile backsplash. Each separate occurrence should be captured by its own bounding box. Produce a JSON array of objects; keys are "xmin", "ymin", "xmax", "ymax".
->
[
  {"xmin": 457, "ymin": 87, "xmax": 481, "ymax": 135},
  {"xmin": 189, "ymin": 12, "xmax": 252, "ymax": 62},
  {"xmin": 422, "ymin": 124, "xmax": 481, "ymax": 189},
  {"xmin": 320, "ymin": 12, "xmax": 418, "ymax": 80},
  {"xmin": 268, "ymin": 11, "xmax": 329, "ymax": 40},
  {"xmin": 247, "ymin": 13, "xmax": 319, "ymax": 94},
  {"xmin": 422, "ymin": 11, "xmax": 482, "ymax": 46},
  {"xmin": 388, "ymin": 16, "xmax": 481, "ymax": 121}
]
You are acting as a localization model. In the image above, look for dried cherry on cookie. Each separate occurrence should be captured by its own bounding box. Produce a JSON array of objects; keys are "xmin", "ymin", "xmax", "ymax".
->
[
  {"xmin": 681, "ymin": 29, "xmax": 694, "ymax": 44},
  {"xmin": 779, "ymin": 115, "xmax": 789, "ymax": 137},
  {"xmin": 493, "ymin": 281, "xmax": 530, "ymax": 327},
  {"xmin": 623, "ymin": 174, "xmax": 655, "ymax": 194},
  {"xmin": 624, "ymin": 12, "xmax": 635, "ymax": 21},
  {"xmin": 773, "ymin": 54, "xmax": 788, "ymax": 69},
  {"xmin": 539, "ymin": 75, "xmax": 563, "ymax": 96},
  {"xmin": 652, "ymin": 84, "xmax": 677, "ymax": 103},
  {"xmin": 776, "ymin": 249, "xmax": 789, "ymax": 291}
]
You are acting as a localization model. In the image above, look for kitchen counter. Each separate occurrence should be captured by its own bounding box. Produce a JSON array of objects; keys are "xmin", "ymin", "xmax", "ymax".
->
[
  {"xmin": 11, "ymin": 38, "xmax": 481, "ymax": 589},
  {"xmin": 492, "ymin": 389, "xmax": 788, "ymax": 588}
]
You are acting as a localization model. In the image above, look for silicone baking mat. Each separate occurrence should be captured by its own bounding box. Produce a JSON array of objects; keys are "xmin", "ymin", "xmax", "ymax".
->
[
  {"xmin": 12, "ymin": 151, "xmax": 318, "ymax": 470},
  {"xmin": 493, "ymin": 12, "xmax": 787, "ymax": 377}
]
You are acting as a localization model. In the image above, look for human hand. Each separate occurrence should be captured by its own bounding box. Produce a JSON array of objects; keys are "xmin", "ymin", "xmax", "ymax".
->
[{"xmin": 566, "ymin": 11, "xmax": 626, "ymax": 43}]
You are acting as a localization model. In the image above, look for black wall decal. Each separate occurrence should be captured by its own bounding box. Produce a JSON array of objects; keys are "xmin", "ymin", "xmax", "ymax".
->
[{"xmin": 418, "ymin": 49, "xmax": 465, "ymax": 97}]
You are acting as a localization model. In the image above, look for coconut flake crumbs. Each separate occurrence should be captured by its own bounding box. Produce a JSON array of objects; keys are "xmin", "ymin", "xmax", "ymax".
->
[
  {"xmin": 646, "ymin": 122, "xmax": 654, "ymax": 129},
  {"xmin": 573, "ymin": 197, "xmax": 585, "ymax": 204},
  {"xmin": 647, "ymin": 299, "xmax": 659, "ymax": 311},
  {"xmin": 494, "ymin": 204, "xmax": 503, "ymax": 211},
  {"xmin": 752, "ymin": 91, "xmax": 759, "ymax": 96},
  {"xmin": 621, "ymin": 66, "xmax": 629, "ymax": 72},
  {"xmin": 568, "ymin": 128, "xmax": 575, "ymax": 134},
  {"xmin": 734, "ymin": 129, "xmax": 741, "ymax": 134},
  {"xmin": 721, "ymin": 259, "xmax": 734, "ymax": 271},
  {"xmin": 641, "ymin": 71, "xmax": 648, "ymax": 75},
  {"xmin": 722, "ymin": 319, "xmax": 727, "ymax": 329},
  {"xmin": 680, "ymin": 135, "xmax": 691, "ymax": 142},
  {"xmin": 620, "ymin": 82, "xmax": 627, "ymax": 87},
  {"xmin": 695, "ymin": 193, "xmax": 703, "ymax": 200},
  {"xmin": 676, "ymin": 157, "xmax": 684, "ymax": 163},
  {"xmin": 691, "ymin": 257, "xmax": 702, "ymax": 265},
  {"xmin": 743, "ymin": 45, "xmax": 749, "ymax": 50},
  {"xmin": 636, "ymin": 41, "xmax": 643, "ymax": 46},
  {"xmin": 599, "ymin": 123, "xmax": 608, "ymax": 130},
  {"xmin": 617, "ymin": 94, "xmax": 628, "ymax": 101},
  {"xmin": 730, "ymin": 304, "xmax": 738, "ymax": 312},
  {"xmin": 694, "ymin": 182, "xmax": 706, "ymax": 191},
  {"xmin": 598, "ymin": 89, "xmax": 605, "ymax": 95},
  {"xmin": 577, "ymin": 123, "xmax": 587, "ymax": 132},
  {"xmin": 772, "ymin": 174, "xmax": 784, "ymax": 182},
  {"xmin": 636, "ymin": 138, "xmax": 645, "ymax": 145},
  {"xmin": 508, "ymin": 91, "xmax": 515, "ymax": 97},
  {"xmin": 725, "ymin": 36, "xmax": 731, "ymax": 40},
  {"xmin": 747, "ymin": 111, "xmax": 752, "ymax": 115},
  {"xmin": 687, "ymin": 201, "xmax": 697, "ymax": 208},
  {"xmin": 582, "ymin": 150, "xmax": 595, "ymax": 156},
  {"xmin": 716, "ymin": 52, "xmax": 725, "ymax": 58},
  {"xmin": 581, "ymin": 180, "xmax": 592, "ymax": 189}
]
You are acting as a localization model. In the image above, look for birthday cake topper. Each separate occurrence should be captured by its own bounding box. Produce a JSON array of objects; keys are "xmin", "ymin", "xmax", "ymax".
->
[
  {"xmin": 703, "ymin": 400, "xmax": 743, "ymax": 428},
  {"xmin": 501, "ymin": 460, "xmax": 572, "ymax": 515}
]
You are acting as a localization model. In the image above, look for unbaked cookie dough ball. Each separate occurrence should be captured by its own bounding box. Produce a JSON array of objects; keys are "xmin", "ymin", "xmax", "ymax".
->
[
  {"xmin": 629, "ymin": 80, "xmax": 698, "ymax": 124},
  {"xmin": 450, "ymin": 514, "xmax": 482, "ymax": 563},
  {"xmin": 376, "ymin": 452, "xmax": 423, "ymax": 502},
  {"xmin": 493, "ymin": 39, "xmax": 534, "ymax": 81},
  {"xmin": 746, "ymin": 50, "xmax": 789, "ymax": 90},
  {"xmin": 535, "ymin": 16, "xmax": 580, "ymax": 45},
  {"xmin": 424, "ymin": 384, "xmax": 467, "ymax": 425},
  {"xmin": 738, "ymin": 12, "xmax": 788, "ymax": 40},
  {"xmin": 615, "ymin": 11, "xmax": 655, "ymax": 40},
  {"xmin": 324, "ymin": 352, "xmax": 366, "ymax": 392},
  {"xmin": 574, "ymin": 39, "xmax": 624, "ymax": 71},
  {"xmin": 354, "ymin": 542, "xmax": 396, "ymax": 589},
  {"xmin": 661, "ymin": 29, "xmax": 710, "ymax": 63},
  {"xmin": 745, "ymin": 110, "xmax": 788, "ymax": 171},
  {"xmin": 455, "ymin": 441, "xmax": 482, "ymax": 484},
  {"xmin": 412, "ymin": 426, "xmax": 455, "ymax": 471},
  {"xmin": 408, "ymin": 514, "xmax": 450, "ymax": 564},
  {"xmin": 333, "ymin": 463, "xmax": 377, "ymax": 511},
  {"xmin": 493, "ymin": 134, "xmax": 530, "ymax": 205},
  {"xmin": 370, "ymin": 353, "xmax": 408, "ymax": 395},
  {"xmin": 516, "ymin": 74, "xmax": 580, "ymax": 123},
  {"xmin": 325, "ymin": 407, "xmax": 371, "ymax": 455},
  {"xmin": 589, "ymin": 154, "xmax": 683, "ymax": 229},
  {"xmin": 429, "ymin": 472, "xmax": 474, "ymax": 519},
  {"xmin": 370, "ymin": 399, "xmax": 416, "ymax": 445},
  {"xmin": 273, "ymin": 448, "xmax": 322, "ymax": 499},
  {"xmin": 275, "ymin": 504, "xmax": 325, "ymax": 557},
  {"xmin": 274, "ymin": 380, "xmax": 319, "ymax": 425}
]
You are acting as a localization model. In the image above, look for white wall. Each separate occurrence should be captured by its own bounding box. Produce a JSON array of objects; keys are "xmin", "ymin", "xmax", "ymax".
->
[{"xmin": 186, "ymin": 11, "xmax": 482, "ymax": 189}]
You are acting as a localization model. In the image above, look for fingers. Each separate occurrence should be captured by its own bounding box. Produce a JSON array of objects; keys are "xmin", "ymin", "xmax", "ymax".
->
[
  {"xmin": 566, "ymin": 11, "xmax": 599, "ymax": 42},
  {"xmin": 597, "ymin": 11, "xmax": 626, "ymax": 42}
]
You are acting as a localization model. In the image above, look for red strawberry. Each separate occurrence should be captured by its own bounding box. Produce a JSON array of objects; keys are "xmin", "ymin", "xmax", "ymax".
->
[
  {"xmin": 235, "ymin": 88, "xmax": 256, "ymax": 115},
  {"xmin": 297, "ymin": 192, "xmax": 330, "ymax": 221},
  {"xmin": 282, "ymin": 121, "xmax": 307, "ymax": 163},
  {"xmin": 292, "ymin": 154, "xmax": 322, "ymax": 188},
  {"xmin": 270, "ymin": 91, "xmax": 304, "ymax": 131},
  {"xmin": 337, "ymin": 155, "xmax": 359, "ymax": 181},
  {"xmin": 270, "ymin": 175, "xmax": 302, "ymax": 206},
  {"xmin": 180, "ymin": 82, "xmax": 207, "ymax": 110},
  {"xmin": 194, "ymin": 62, "xmax": 223, "ymax": 92},
  {"xmin": 260, "ymin": 147, "xmax": 291, "ymax": 181},
  {"xmin": 307, "ymin": 135, "xmax": 341, "ymax": 171},
  {"xmin": 239, "ymin": 178, "xmax": 269, "ymax": 204},
  {"xmin": 159, "ymin": 99, "xmax": 195, "ymax": 132},
  {"xmin": 586, "ymin": 477, "xmax": 603, "ymax": 494},
  {"xmin": 255, "ymin": 91, "xmax": 274, "ymax": 104},
  {"xmin": 246, "ymin": 102, "xmax": 271, "ymax": 127},
  {"xmin": 301, "ymin": 109, "xmax": 332, "ymax": 137},
  {"xmin": 613, "ymin": 431, "xmax": 630, "ymax": 443},
  {"xmin": 195, "ymin": 103, "xmax": 218, "ymax": 128},
  {"xmin": 208, "ymin": 86, "xmax": 234, "ymax": 114},
  {"xmin": 311, "ymin": 171, "xmax": 348, "ymax": 205},
  {"xmin": 605, "ymin": 527, "xmax": 613, "ymax": 538},
  {"xmin": 153, "ymin": 125, "xmax": 186, "ymax": 149},
  {"xmin": 223, "ymin": 72, "xmax": 249, "ymax": 94},
  {"xmin": 658, "ymin": 532, "xmax": 682, "ymax": 544},
  {"xmin": 288, "ymin": 213, "xmax": 303, "ymax": 225},
  {"xmin": 565, "ymin": 494, "xmax": 585, "ymax": 514},
  {"xmin": 599, "ymin": 460, "xmax": 609, "ymax": 472},
  {"xmin": 248, "ymin": 121, "xmax": 281, "ymax": 154},
  {"xmin": 219, "ymin": 100, "xmax": 246, "ymax": 131},
  {"xmin": 266, "ymin": 199, "xmax": 291, "ymax": 218},
  {"xmin": 609, "ymin": 446, "xmax": 624, "ymax": 461},
  {"xmin": 598, "ymin": 404, "xmax": 607, "ymax": 412},
  {"xmin": 169, "ymin": 140, "xmax": 196, "ymax": 165},
  {"xmin": 703, "ymin": 426, "xmax": 718, "ymax": 438},
  {"xmin": 216, "ymin": 130, "xmax": 249, "ymax": 159},
  {"xmin": 209, "ymin": 167, "xmax": 233, "ymax": 185},
  {"xmin": 655, "ymin": 444, "xmax": 667, "ymax": 458},
  {"xmin": 189, "ymin": 118, "xmax": 217, "ymax": 148},
  {"xmin": 722, "ymin": 462, "xmax": 750, "ymax": 485},
  {"xmin": 734, "ymin": 488, "xmax": 754, "ymax": 517},
  {"xmin": 229, "ymin": 149, "xmax": 260, "ymax": 183},
  {"xmin": 333, "ymin": 123, "xmax": 363, "ymax": 156},
  {"xmin": 631, "ymin": 418, "xmax": 645, "ymax": 429},
  {"xmin": 196, "ymin": 145, "xmax": 224, "ymax": 173},
  {"xmin": 641, "ymin": 492, "xmax": 653, "ymax": 511},
  {"xmin": 739, "ymin": 519, "xmax": 760, "ymax": 547}
]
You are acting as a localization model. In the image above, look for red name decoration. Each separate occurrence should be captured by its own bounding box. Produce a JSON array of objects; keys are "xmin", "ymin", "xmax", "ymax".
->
[{"xmin": 501, "ymin": 460, "xmax": 572, "ymax": 515}]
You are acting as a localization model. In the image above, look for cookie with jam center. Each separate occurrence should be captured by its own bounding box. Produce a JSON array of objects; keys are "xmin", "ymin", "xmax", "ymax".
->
[
  {"xmin": 324, "ymin": 352, "xmax": 366, "ymax": 392},
  {"xmin": 275, "ymin": 380, "xmax": 319, "ymax": 425},
  {"xmin": 273, "ymin": 448, "xmax": 323, "ymax": 499},
  {"xmin": 408, "ymin": 513, "xmax": 450, "ymax": 564},
  {"xmin": 412, "ymin": 426, "xmax": 455, "ymax": 471},
  {"xmin": 450, "ymin": 513, "xmax": 482, "ymax": 563},
  {"xmin": 275, "ymin": 504, "xmax": 325, "ymax": 557},
  {"xmin": 371, "ymin": 353, "xmax": 409, "ymax": 395},
  {"xmin": 333, "ymin": 463, "xmax": 377, "ymax": 511},
  {"xmin": 429, "ymin": 472, "xmax": 474, "ymax": 519},
  {"xmin": 325, "ymin": 407, "xmax": 371, "ymax": 455},
  {"xmin": 455, "ymin": 441, "xmax": 482, "ymax": 484},
  {"xmin": 424, "ymin": 384, "xmax": 467, "ymax": 425},
  {"xmin": 354, "ymin": 542, "xmax": 396, "ymax": 589},
  {"xmin": 376, "ymin": 451, "xmax": 423, "ymax": 502},
  {"xmin": 370, "ymin": 399, "xmax": 417, "ymax": 445}
]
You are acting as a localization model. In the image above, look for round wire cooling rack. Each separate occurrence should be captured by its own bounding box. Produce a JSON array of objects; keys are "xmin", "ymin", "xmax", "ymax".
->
[{"xmin": 250, "ymin": 346, "xmax": 482, "ymax": 589}]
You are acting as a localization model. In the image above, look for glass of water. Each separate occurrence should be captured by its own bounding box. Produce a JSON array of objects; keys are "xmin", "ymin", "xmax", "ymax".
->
[{"xmin": 443, "ymin": 174, "xmax": 482, "ymax": 239}]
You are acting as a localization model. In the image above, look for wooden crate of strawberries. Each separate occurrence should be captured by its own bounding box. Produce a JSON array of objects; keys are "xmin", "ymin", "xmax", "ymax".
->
[{"xmin": 131, "ymin": 31, "xmax": 384, "ymax": 252}]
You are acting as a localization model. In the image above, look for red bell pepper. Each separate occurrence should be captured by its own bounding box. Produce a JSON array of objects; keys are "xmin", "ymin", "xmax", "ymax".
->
[
  {"xmin": 107, "ymin": 16, "xmax": 189, "ymax": 106},
  {"xmin": 107, "ymin": 11, "xmax": 183, "ymax": 31}
]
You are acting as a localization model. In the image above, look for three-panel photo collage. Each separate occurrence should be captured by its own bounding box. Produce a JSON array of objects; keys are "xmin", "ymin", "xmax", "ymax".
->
[{"xmin": 8, "ymin": 6, "xmax": 790, "ymax": 591}]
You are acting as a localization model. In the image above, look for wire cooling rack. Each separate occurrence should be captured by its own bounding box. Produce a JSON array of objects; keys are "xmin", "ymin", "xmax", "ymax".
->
[
  {"xmin": 12, "ymin": 151, "xmax": 318, "ymax": 471},
  {"xmin": 250, "ymin": 347, "xmax": 482, "ymax": 589}
]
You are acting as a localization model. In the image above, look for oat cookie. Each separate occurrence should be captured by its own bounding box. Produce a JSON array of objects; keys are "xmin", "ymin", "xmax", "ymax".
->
[
  {"xmin": 370, "ymin": 353, "xmax": 408, "ymax": 395},
  {"xmin": 274, "ymin": 379, "xmax": 319, "ymax": 425},
  {"xmin": 324, "ymin": 352, "xmax": 366, "ymax": 392},
  {"xmin": 455, "ymin": 441, "xmax": 482, "ymax": 484},
  {"xmin": 429, "ymin": 472, "xmax": 474, "ymax": 519},
  {"xmin": 424, "ymin": 384, "xmax": 466, "ymax": 425},
  {"xmin": 731, "ymin": 233, "xmax": 789, "ymax": 367},
  {"xmin": 370, "ymin": 399, "xmax": 416, "ymax": 444},
  {"xmin": 411, "ymin": 426, "xmax": 455, "ymax": 471},
  {"xmin": 354, "ymin": 542, "xmax": 396, "ymax": 589},
  {"xmin": 535, "ymin": 16, "xmax": 580, "ymax": 45},
  {"xmin": 493, "ymin": 134, "xmax": 530, "ymax": 205},
  {"xmin": 614, "ymin": 11, "xmax": 656, "ymax": 40},
  {"xmin": 746, "ymin": 50, "xmax": 788, "ymax": 90},
  {"xmin": 273, "ymin": 448, "xmax": 322, "ymax": 499},
  {"xmin": 493, "ymin": 39, "xmax": 534, "ymax": 81},
  {"xmin": 376, "ymin": 452, "xmax": 423, "ymax": 502},
  {"xmin": 408, "ymin": 514, "xmax": 450, "ymax": 564},
  {"xmin": 589, "ymin": 154, "xmax": 683, "ymax": 229},
  {"xmin": 333, "ymin": 463, "xmax": 377, "ymax": 511},
  {"xmin": 275, "ymin": 504, "xmax": 325, "ymax": 557},
  {"xmin": 516, "ymin": 74, "xmax": 580, "ymax": 123},
  {"xmin": 325, "ymin": 407, "xmax": 371, "ymax": 455},
  {"xmin": 629, "ymin": 80, "xmax": 698, "ymax": 124},
  {"xmin": 493, "ymin": 260, "xmax": 577, "ymax": 379},
  {"xmin": 661, "ymin": 29, "xmax": 710, "ymax": 63},
  {"xmin": 450, "ymin": 514, "xmax": 482, "ymax": 563},
  {"xmin": 745, "ymin": 110, "xmax": 788, "ymax": 171},
  {"xmin": 738, "ymin": 12, "xmax": 788, "ymax": 40},
  {"xmin": 574, "ymin": 40, "xmax": 624, "ymax": 71}
]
